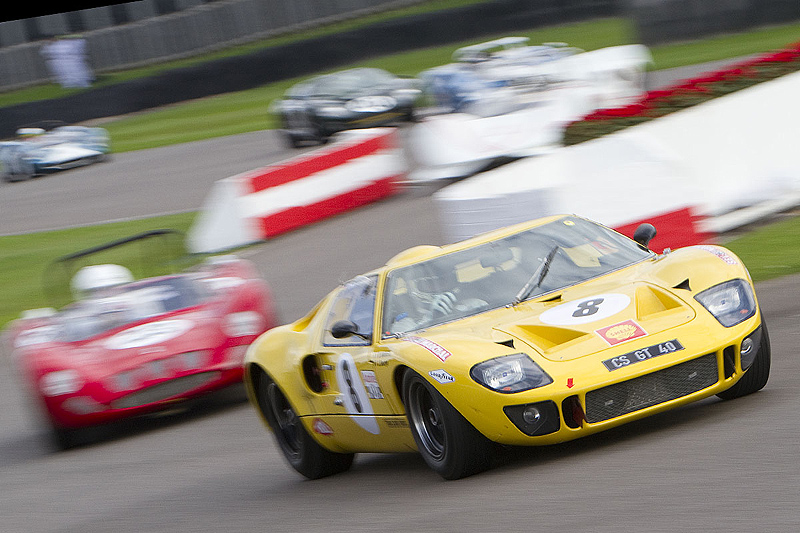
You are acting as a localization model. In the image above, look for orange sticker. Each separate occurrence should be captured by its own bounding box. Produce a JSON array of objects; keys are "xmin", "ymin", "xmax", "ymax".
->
[{"xmin": 595, "ymin": 319, "xmax": 647, "ymax": 346}]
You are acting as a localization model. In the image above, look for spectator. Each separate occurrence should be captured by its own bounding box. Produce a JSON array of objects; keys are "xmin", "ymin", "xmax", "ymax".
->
[{"xmin": 40, "ymin": 34, "xmax": 93, "ymax": 88}]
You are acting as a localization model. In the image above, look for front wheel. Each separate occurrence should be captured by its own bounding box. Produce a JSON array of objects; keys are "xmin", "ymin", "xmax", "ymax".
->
[
  {"xmin": 50, "ymin": 424, "xmax": 84, "ymax": 450},
  {"xmin": 402, "ymin": 369, "xmax": 491, "ymax": 479},
  {"xmin": 256, "ymin": 372, "xmax": 354, "ymax": 479}
]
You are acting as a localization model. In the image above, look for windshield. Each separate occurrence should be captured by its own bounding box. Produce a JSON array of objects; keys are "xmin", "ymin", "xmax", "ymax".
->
[
  {"xmin": 313, "ymin": 68, "xmax": 394, "ymax": 98},
  {"xmin": 381, "ymin": 216, "xmax": 651, "ymax": 337},
  {"xmin": 56, "ymin": 276, "xmax": 208, "ymax": 342}
]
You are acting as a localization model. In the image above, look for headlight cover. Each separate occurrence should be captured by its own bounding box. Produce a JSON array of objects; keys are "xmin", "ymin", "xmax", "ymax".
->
[
  {"xmin": 695, "ymin": 279, "xmax": 756, "ymax": 327},
  {"xmin": 40, "ymin": 370, "xmax": 83, "ymax": 396},
  {"xmin": 470, "ymin": 353, "xmax": 553, "ymax": 393},
  {"xmin": 223, "ymin": 311, "xmax": 263, "ymax": 337}
]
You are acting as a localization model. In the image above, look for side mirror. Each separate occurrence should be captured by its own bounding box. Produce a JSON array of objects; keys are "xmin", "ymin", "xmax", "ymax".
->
[
  {"xmin": 330, "ymin": 320, "xmax": 370, "ymax": 341},
  {"xmin": 330, "ymin": 320, "xmax": 358, "ymax": 339},
  {"xmin": 633, "ymin": 223, "xmax": 657, "ymax": 250}
]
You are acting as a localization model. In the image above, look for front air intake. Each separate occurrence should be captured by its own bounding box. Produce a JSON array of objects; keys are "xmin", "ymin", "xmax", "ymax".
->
[{"xmin": 584, "ymin": 354, "xmax": 718, "ymax": 423}]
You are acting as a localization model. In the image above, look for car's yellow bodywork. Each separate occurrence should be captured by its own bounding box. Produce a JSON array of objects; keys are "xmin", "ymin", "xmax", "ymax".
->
[{"xmin": 245, "ymin": 215, "xmax": 764, "ymax": 454}]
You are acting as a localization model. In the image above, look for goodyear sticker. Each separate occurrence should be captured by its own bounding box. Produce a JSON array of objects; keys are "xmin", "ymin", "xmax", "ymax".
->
[{"xmin": 429, "ymin": 369, "xmax": 455, "ymax": 384}]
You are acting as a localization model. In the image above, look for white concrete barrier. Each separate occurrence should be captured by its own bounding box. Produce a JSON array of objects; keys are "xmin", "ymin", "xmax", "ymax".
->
[
  {"xmin": 435, "ymin": 70, "xmax": 800, "ymax": 247},
  {"xmin": 187, "ymin": 128, "xmax": 406, "ymax": 254}
]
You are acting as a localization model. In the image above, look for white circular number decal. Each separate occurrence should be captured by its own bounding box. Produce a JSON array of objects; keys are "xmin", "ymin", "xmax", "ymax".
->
[
  {"xmin": 105, "ymin": 319, "xmax": 193, "ymax": 349},
  {"xmin": 336, "ymin": 353, "xmax": 379, "ymax": 435},
  {"xmin": 539, "ymin": 293, "xmax": 631, "ymax": 326}
]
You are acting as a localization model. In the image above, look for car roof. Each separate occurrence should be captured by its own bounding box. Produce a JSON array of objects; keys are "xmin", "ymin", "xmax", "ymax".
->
[{"xmin": 383, "ymin": 214, "xmax": 568, "ymax": 270}]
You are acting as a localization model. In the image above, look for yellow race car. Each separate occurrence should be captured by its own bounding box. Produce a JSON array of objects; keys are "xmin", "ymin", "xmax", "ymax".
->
[{"xmin": 244, "ymin": 214, "xmax": 769, "ymax": 479}]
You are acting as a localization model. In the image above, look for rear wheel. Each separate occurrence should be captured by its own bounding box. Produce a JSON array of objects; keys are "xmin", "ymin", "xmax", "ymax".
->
[
  {"xmin": 717, "ymin": 318, "xmax": 771, "ymax": 400},
  {"xmin": 284, "ymin": 132, "xmax": 304, "ymax": 149},
  {"xmin": 402, "ymin": 370, "xmax": 491, "ymax": 480},
  {"xmin": 256, "ymin": 372, "xmax": 353, "ymax": 479}
]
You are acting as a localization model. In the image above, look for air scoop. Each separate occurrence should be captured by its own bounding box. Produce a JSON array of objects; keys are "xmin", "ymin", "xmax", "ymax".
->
[{"xmin": 496, "ymin": 283, "xmax": 695, "ymax": 362}]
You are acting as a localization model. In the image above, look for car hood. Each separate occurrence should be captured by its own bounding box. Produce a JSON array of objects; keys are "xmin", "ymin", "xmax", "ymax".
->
[
  {"xmin": 70, "ymin": 311, "xmax": 218, "ymax": 364},
  {"xmin": 493, "ymin": 282, "xmax": 695, "ymax": 362},
  {"xmin": 397, "ymin": 281, "xmax": 696, "ymax": 366}
]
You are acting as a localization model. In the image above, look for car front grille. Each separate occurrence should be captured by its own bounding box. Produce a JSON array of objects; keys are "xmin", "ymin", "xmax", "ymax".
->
[
  {"xmin": 111, "ymin": 371, "xmax": 221, "ymax": 409},
  {"xmin": 585, "ymin": 353, "xmax": 718, "ymax": 424}
]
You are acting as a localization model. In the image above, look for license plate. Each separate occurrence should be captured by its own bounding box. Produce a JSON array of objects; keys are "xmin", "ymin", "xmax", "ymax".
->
[{"xmin": 602, "ymin": 339, "xmax": 685, "ymax": 371}]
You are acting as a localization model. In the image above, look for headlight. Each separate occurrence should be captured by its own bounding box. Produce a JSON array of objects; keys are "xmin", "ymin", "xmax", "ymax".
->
[
  {"xmin": 695, "ymin": 279, "xmax": 756, "ymax": 327},
  {"xmin": 316, "ymin": 106, "xmax": 348, "ymax": 118},
  {"xmin": 470, "ymin": 353, "xmax": 553, "ymax": 393},
  {"xmin": 223, "ymin": 311, "xmax": 263, "ymax": 337},
  {"xmin": 40, "ymin": 370, "xmax": 83, "ymax": 396}
]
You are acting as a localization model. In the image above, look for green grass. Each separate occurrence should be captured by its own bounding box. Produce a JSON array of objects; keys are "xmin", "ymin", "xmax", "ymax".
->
[
  {"xmin": 648, "ymin": 22, "xmax": 800, "ymax": 70},
  {"xmin": 725, "ymin": 216, "xmax": 800, "ymax": 283},
  {"xmin": 0, "ymin": 212, "xmax": 196, "ymax": 327}
]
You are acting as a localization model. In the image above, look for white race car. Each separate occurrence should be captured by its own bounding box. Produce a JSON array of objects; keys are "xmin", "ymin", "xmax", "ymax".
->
[
  {"xmin": 1, "ymin": 123, "xmax": 110, "ymax": 182},
  {"xmin": 408, "ymin": 38, "xmax": 652, "ymax": 181}
]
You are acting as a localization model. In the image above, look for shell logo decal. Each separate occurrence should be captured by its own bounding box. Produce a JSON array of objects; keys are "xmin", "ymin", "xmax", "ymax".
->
[{"xmin": 595, "ymin": 319, "xmax": 647, "ymax": 346}]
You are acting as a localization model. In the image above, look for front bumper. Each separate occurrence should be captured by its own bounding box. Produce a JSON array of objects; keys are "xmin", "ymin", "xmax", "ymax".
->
[
  {"xmin": 465, "ymin": 320, "xmax": 765, "ymax": 446},
  {"xmin": 41, "ymin": 353, "xmax": 247, "ymax": 430}
]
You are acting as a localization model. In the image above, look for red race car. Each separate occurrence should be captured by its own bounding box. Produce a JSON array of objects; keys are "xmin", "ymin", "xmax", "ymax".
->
[{"xmin": 4, "ymin": 230, "xmax": 279, "ymax": 449}]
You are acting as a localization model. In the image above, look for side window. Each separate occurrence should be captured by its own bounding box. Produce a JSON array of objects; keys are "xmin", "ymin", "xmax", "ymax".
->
[{"xmin": 323, "ymin": 275, "xmax": 378, "ymax": 346}]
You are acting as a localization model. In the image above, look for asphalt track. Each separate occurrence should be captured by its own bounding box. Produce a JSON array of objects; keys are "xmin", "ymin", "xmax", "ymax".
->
[{"xmin": 2, "ymin": 58, "xmax": 800, "ymax": 532}]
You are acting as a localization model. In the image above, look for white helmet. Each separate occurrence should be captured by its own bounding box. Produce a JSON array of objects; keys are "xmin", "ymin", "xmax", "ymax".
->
[{"xmin": 71, "ymin": 264, "xmax": 134, "ymax": 299}]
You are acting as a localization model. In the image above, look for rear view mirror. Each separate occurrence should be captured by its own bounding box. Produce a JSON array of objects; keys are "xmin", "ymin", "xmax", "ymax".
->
[{"xmin": 479, "ymin": 247, "xmax": 514, "ymax": 268}]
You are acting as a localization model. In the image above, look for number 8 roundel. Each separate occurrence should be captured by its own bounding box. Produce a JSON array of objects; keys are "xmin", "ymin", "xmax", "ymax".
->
[
  {"xmin": 335, "ymin": 353, "xmax": 380, "ymax": 435},
  {"xmin": 538, "ymin": 293, "xmax": 631, "ymax": 326}
]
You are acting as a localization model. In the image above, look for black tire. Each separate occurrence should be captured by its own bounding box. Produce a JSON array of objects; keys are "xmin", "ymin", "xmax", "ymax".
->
[
  {"xmin": 256, "ymin": 372, "xmax": 354, "ymax": 479},
  {"xmin": 285, "ymin": 133, "xmax": 304, "ymax": 149},
  {"xmin": 402, "ymin": 369, "xmax": 491, "ymax": 480},
  {"xmin": 5, "ymin": 169, "xmax": 32, "ymax": 182},
  {"xmin": 50, "ymin": 424, "xmax": 90, "ymax": 450},
  {"xmin": 311, "ymin": 122, "xmax": 330, "ymax": 145},
  {"xmin": 717, "ymin": 318, "xmax": 771, "ymax": 400}
]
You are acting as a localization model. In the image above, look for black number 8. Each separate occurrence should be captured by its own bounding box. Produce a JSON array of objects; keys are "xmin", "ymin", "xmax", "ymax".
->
[
  {"xmin": 341, "ymin": 360, "xmax": 363, "ymax": 413},
  {"xmin": 572, "ymin": 298, "xmax": 604, "ymax": 317}
]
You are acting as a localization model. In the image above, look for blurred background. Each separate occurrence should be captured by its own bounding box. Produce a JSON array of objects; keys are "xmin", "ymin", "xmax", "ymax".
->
[{"xmin": 2, "ymin": 2, "xmax": 800, "ymax": 532}]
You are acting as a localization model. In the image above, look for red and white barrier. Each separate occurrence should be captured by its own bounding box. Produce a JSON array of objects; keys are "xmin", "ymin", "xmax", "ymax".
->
[{"xmin": 187, "ymin": 128, "xmax": 406, "ymax": 254}]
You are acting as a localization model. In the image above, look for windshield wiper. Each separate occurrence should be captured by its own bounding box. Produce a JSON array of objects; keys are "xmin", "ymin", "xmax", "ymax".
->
[{"xmin": 513, "ymin": 245, "xmax": 559, "ymax": 305}]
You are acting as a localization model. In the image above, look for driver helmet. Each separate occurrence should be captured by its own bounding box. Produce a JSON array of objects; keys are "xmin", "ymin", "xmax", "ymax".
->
[{"xmin": 71, "ymin": 264, "xmax": 134, "ymax": 300}]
